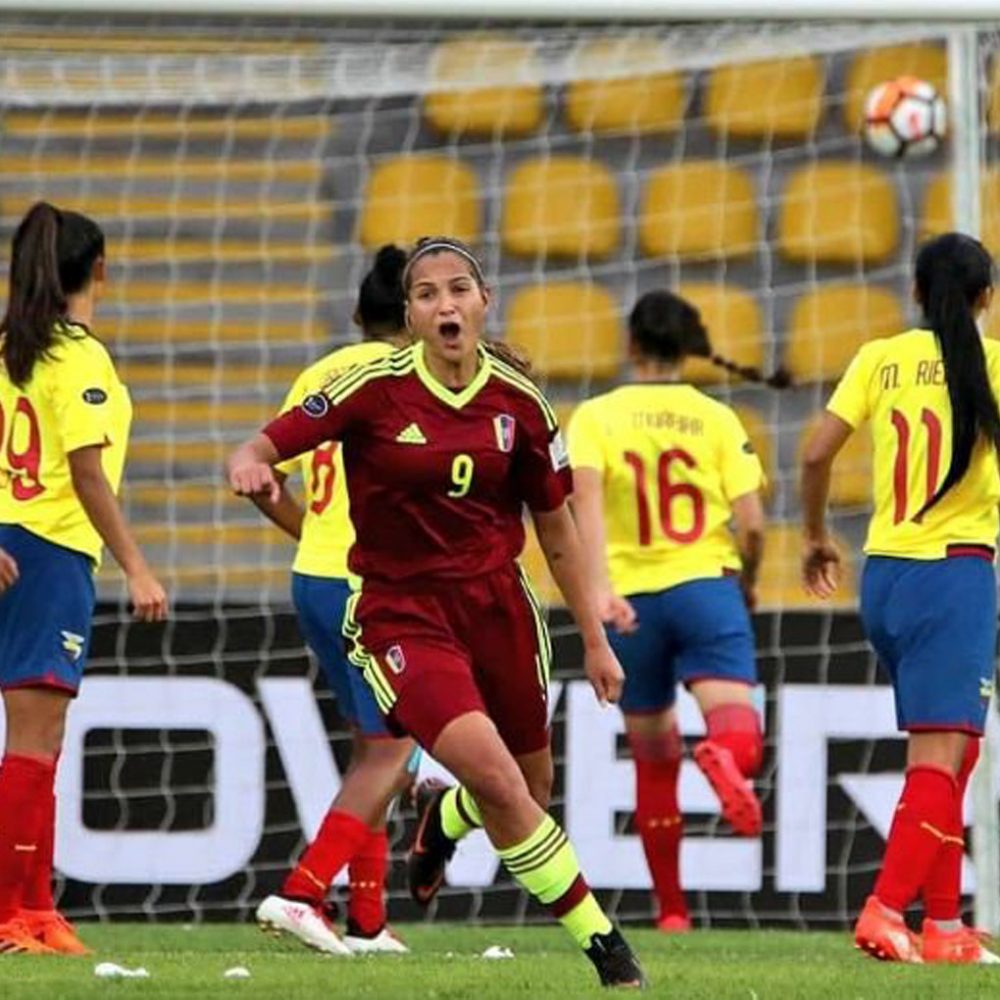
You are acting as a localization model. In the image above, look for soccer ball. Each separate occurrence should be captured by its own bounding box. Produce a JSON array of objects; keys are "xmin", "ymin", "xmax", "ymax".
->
[{"xmin": 863, "ymin": 76, "xmax": 947, "ymax": 159}]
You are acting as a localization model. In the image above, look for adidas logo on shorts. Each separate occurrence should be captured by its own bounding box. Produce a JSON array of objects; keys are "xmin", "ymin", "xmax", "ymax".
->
[{"xmin": 395, "ymin": 423, "xmax": 427, "ymax": 445}]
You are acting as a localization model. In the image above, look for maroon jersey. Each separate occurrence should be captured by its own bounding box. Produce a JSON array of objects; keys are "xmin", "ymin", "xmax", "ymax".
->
[{"xmin": 264, "ymin": 343, "xmax": 572, "ymax": 584}]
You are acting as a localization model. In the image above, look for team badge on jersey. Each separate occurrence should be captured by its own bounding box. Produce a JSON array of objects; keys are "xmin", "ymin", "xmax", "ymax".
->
[
  {"xmin": 82, "ymin": 387, "xmax": 107, "ymax": 405},
  {"xmin": 493, "ymin": 414, "xmax": 516, "ymax": 453},
  {"xmin": 549, "ymin": 430, "xmax": 569, "ymax": 471},
  {"xmin": 302, "ymin": 393, "xmax": 330, "ymax": 418},
  {"xmin": 385, "ymin": 644, "xmax": 407, "ymax": 675}
]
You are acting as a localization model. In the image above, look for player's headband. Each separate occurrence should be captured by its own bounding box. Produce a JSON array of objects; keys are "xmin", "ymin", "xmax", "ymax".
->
[{"xmin": 403, "ymin": 240, "xmax": 485, "ymax": 290}]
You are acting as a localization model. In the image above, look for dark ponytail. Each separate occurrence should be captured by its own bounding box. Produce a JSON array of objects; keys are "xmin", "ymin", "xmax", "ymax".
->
[
  {"xmin": 629, "ymin": 290, "xmax": 791, "ymax": 389},
  {"xmin": 1, "ymin": 201, "xmax": 105, "ymax": 387},
  {"xmin": 356, "ymin": 243, "xmax": 407, "ymax": 336},
  {"xmin": 914, "ymin": 232, "xmax": 1000, "ymax": 516}
]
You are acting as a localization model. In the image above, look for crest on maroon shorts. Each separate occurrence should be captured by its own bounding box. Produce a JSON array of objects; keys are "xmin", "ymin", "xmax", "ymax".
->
[{"xmin": 385, "ymin": 644, "xmax": 406, "ymax": 675}]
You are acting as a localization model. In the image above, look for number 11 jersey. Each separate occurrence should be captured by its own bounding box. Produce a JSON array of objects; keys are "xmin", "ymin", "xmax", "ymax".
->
[
  {"xmin": 568, "ymin": 383, "xmax": 764, "ymax": 598},
  {"xmin": 828, "ymin": 327, "xmax": 1000, "ymax": 559}
]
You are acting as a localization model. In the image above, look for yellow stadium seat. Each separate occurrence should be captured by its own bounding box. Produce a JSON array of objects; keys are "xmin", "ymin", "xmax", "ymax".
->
[
  {"xmin": 785, "ymin": 285, "xmax": 905, "ymax": 384},
  {"xmin": 565, "ymin": 38, "xmax": 685, "ymax": 135},
  {"xmin": 705, "ymin": 57, "xmax": 823, "ymax": 139},
  {"xmin": 358, "ymin": 156, "xmax": 480, "ymax": 249},
  {"xmin": 677, "ymin": 284, "xmax": 764, "ymax": 385},
  {"xmin": 844, "ymin": 43, "xmax": 947, "ymax": 130},
  {"xmin": 502, "ymin": 157, "xmax": 620, "ymax": 259},
  {"xmin": 505, "ymin": 283, "xmax": 622, "ymax": 380},
  {"xmin": 757, "ymin": 524, "xmax": 857, "ymax": 610},
  {"xmin": 779, "ymin": 162, "xmax": 898, "ymax": 265},
  {"xmin": 640, "ymin": 161, "xmax": 757, "ymax": 259},
  {"xmin": 797, "ymin": 417, "xmax": 872, "ymax": 509},
  {"xmin": 921, "ymin": 170, "xmax": 1000, "ymax": 257},
  {"xmin": 987, "ymin": 59, "xmax": 1000, "ymax": 134},
  {"xmin": 423, "ymin": 37, "xmax": 543, "ymax": 137},
  {"xmin": 732, "ymin": 405, "xmax": 774, "ymax": 497}
]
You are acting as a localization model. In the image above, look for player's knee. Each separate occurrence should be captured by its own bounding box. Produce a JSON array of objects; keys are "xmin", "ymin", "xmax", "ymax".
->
[{"xmin": 704, "ymin": 704, "xmax": 763, "ymax": 778}]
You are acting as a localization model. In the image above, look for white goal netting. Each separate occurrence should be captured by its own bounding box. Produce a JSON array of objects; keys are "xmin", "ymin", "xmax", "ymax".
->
[{"xmin": 0, "ymin": 14, "xmax": 998, "ymax": 928}]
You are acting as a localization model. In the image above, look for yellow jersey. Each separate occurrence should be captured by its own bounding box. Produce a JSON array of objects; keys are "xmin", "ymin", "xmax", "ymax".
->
[
  {"xmin": 276, "ymin": 340, "xmax": 395, "ymax": 578},
  {"xmin": 827, "ymin": 327, "xmax": 1000, "ymax": 559},
  {"xmin": 568, "ymin": 383, "xmax": 764, "ymax": 596},
  {"xmin": 0, "ymin": 323, "xmax": 132, "ymax": 564}
]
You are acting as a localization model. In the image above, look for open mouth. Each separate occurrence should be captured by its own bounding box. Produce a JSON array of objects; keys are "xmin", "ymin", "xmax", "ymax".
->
[{"xmin": 438, "ymin": 321, "xmax": 461, "ymax": 341}]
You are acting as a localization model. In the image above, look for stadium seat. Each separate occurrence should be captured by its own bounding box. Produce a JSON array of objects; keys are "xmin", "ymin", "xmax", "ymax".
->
[
  {"xmin": 505, "ymin": 282, "xmax": 622, "ymax": 379},
  {"xmin": 133, "ymin": 400, "xmax": 272, "ymax": 427},
  {"xmin": 756, "ymin": 523, "xmax": 857, "ymax": 610},
  {"xmin": 843, "ymin": 43, "xmax": 947, "ymax": 131},
  {"xmin": 112, "ymin": 239, "xmax": 335, "ymax": 267},
  {"xmin": 732, "ymin": 405, "xmax": 775, "ymax": 497},
  {"xmin": 113, "ymin": 317, "xmax": 325, "ymax": 344},
  {"xmin": 502, "ymin": 157, "xmax": 620, "ymax": 259},
  {"xmin": 778, "ymin": 162, "xmax": 898, "ymax": 264},
  {"xmin": 784, "ymin": 285, "xmax": 905, "ymax": 384},
  {"xmin": 676, "ymin": 283, "xmax": 764, "ymax": 385},
  {"xmin": 797, "ymin": 417, "xmax": 872, "ymax": 508},
  {"xmin": 705, "ymin": 57, "xmax": 823, "ymax": 139},
  {"xmin": 118, "ymin": 362, "xmax": 302, "ymax": 393},
  {"xmin": 640, "ymin": 161, "xmax": 757, "ymax": 259},
  {"xmin": 423, "ymin": 37, "xmax": 543, "ymax": 137},
  {"xmin": 358, "ymin": 156, "xmax": 480, "ymax": 249},
  {"xmin": 988, "ymin": 59, "xmax": 1000, "ymax": 135},
  {"xmin": 921, "ymin": 170, "xmax": 1000, "ymax": 257},
  {"xmin": 564, "ymin": 38, "xmax": 685, "ymax": 135}
]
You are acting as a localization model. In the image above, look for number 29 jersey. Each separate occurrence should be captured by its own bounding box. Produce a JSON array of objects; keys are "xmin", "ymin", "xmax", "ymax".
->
[
  {"xmin": 275, "ymin": 340, "xmax": 395, "ymax": 579},
  {"xmin": 264, "ymin": 342, "xmax": 571, "ymax": 585},
  {"xmin": 568, "ymin": 384, "xmax": 764, "ymax": 598},
  {"xmin": 0, "ymin": 323, "xmax": 132, "ymax": 564},
  {"xmin": 827, "ymin": 327, "xmax": 1000, "ymax": 559}
]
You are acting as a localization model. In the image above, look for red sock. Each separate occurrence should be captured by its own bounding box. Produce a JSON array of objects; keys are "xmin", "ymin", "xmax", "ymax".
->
[
  {"xmin": 874, "ymin": 765, "xmax": 958, "ymax": 913},
  {"xmin": 282, "ymin": 809, "xmax": 372, "ymax": 905},
  {"xmin": 348, "ymin": 829, "xmax": 388, "ymax": 935},
  {"xmin": 630, "ymin": 727, "xmax": 686, "ymax": 919},
  {"xmin": 703, "ymin": 704, "xmax": 763, "ymax": 777},
  {"xmin": 923, "ymin": 740, "xmax": 980, "ymax": 921},
  {"xmin": 0, "ymin": 754, "xmax": 55, "ymax": 922},
  {"xmin": 20, "ymin": 783, "xmax": 55, "ymax": 912}
]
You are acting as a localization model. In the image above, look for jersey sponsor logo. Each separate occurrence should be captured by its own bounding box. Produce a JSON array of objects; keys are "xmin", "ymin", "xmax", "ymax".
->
[
  {"xmin": 549, "ymin": 431, "xmax": 569, "ymax": 472},
  {"xmin": 82, "ymin": 387, "xmax": 107, "ymax": 405},
  {"xmin": 302, "ymin": 393, "xmax": 330, "ymax": 418},
  {"xmin": 742, "ymin": 440, "xmax": 756, "ymax": 454},
  {"xmin": 493, "ymin": 414, "xmax": 516, "ymax": 453},
  {"xmin": 395, "ymin": 423, "xmax": 427, "ymax": 445},
  {"xmin": 61, "ymin": 630, "xmax": 85, "ymax": 662},
  {"xmin": 384, "ymin": 644, "xmax": 406, "ymax": 675}
]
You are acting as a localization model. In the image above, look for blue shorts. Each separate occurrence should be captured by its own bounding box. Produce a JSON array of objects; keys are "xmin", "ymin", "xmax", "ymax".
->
[
  {"xmin": 609, "ymin": 576, "xmax": 756, "ymax": 714},
  {"xmin": 292, "ymin": 573, "xmax": 390, "ymax": 738},
  {"xmin": 861, "ymin": 554, "xmax": 997, "ymax": 735},
  {"xmin": 0, "ymin": 525, "xmax": 94, "ymax": 695}
]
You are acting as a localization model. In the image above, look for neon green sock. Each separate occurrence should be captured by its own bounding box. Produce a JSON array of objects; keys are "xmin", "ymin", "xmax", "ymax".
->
[
  {"xmin": 498, "ymin": 814, "xmax": 612, "ymax": 948},
  {"xmin": 440, "ymin": 786, "xmax": 482, "ymax": 841}
]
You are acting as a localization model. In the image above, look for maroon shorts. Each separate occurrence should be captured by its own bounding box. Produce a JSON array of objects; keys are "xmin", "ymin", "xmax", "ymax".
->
[{"xmin": 342, "ymin": 563, "xmax": 551, "ymax": 757}]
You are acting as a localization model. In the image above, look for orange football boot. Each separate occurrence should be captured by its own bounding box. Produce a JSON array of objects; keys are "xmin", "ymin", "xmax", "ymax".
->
[
  {"xmin": 693, "ymin": 740, "xmax": 763, "ymax": 837},
  {"xmin": 854, "ymin": 895, "xmax": 922, "ymax": 963},
  {"xmin": 0, "ymin": 916, "xmax": 56, "ymax": 955},
  {"xmin": 922, "ymin": 921, "xmax": 1000, "ymax": 964},
  {"xmin": 18, "ymin": 910, "xmax": 91, "ymax": 955}
]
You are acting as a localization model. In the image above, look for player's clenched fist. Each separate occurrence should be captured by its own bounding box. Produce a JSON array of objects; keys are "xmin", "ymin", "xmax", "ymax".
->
[{"xmin": 0, "ymin": 547, "xmax": 18, "ymax": 593}]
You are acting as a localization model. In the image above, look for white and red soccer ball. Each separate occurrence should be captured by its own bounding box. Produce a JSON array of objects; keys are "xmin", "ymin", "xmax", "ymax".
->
[{"xmin": 863, "ymin": 76, "xmax": 947, "ymax": 159}]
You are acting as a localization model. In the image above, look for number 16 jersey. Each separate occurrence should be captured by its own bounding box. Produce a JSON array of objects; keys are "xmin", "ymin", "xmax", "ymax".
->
[
  {"xmin": 827, "ymin": 327, "xmax": 1000, "ymax": 559},
  {"xmin": 568, "ymin": 383, "xmax": 764, "ymax": 598}
]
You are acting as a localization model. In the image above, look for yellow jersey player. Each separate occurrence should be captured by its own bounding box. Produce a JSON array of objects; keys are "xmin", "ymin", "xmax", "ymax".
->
[
  {"xmin": 249, "ymin": 246, "xmax": 414, "ymax": 955},
  {"xmin": 569, "ymin": 289, "xmax": 786, "ymax": 933},
  {"xmin": 0, "ymin": 202, "xmax": 167, "ymax": 956},
  {"xmin": 803, "ymin": 233, "xmax": 1000, "ymax": 965}
]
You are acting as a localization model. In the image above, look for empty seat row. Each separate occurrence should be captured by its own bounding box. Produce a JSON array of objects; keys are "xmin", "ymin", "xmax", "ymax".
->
[
  {"xmin": 421, "ymin": 39, "xmax": 950, "ymax": 139},
  {"xmin": 359, "ymin": 156, "xmax": 901, "ymax": 264},
  {"xmin": 504, "ymin": 280, "xmax": 903, "ymax": 385}
]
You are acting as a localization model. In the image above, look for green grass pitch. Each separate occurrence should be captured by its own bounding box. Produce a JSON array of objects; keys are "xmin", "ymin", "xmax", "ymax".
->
[{"xmin": 3, "ymin": 924, "xmax": 1000, "ymax": 999}]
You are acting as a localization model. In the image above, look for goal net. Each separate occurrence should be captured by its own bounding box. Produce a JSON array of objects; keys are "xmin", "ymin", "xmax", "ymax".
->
[{"xmin": 0, "ymin": 13, "xmax": 997, "ymax": 928}]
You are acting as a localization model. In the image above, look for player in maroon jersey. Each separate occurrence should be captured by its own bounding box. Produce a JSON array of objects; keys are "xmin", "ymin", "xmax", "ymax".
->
[{"xmin": 227, "ymin": 237, "xmax": 644, "ymax": 988}]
